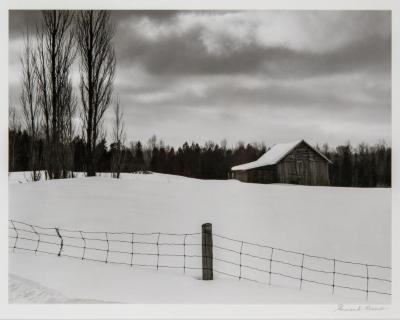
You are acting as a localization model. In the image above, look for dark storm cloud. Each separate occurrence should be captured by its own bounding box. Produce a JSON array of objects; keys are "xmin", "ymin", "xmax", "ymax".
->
[
  {"xmin": 11, "ymin": 10, "xmax": 391, "ymax": 79},
  {"xmin": 9, "ymin": 10, "xmax": 180, "ymax": 40},
  {"xmin": 9, "ymin": 10, "xmax": 42, "ymax": 38},
  {"xmin": 115, "ymin": 22, "xmax": 390, "ymax": 78},
  {"xmin": 117, "ymin": 75, "xmax": 390, "ymax": 123},
  {"xmin": 117, "ymin": 26, "xmax": 267, "ymax": 74},
  {"xmin": 112, "ymin": 10, "xmax": 235, "ymax": 21},
  {"xmin": 111, "ymin": 10, "xmax": 180, "ymax": 23}
]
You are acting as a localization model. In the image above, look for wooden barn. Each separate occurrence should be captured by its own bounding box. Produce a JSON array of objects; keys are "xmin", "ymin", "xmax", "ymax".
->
[{"xmin": 229, "ymin": 140, "xmax": 332, "ymax": 186}]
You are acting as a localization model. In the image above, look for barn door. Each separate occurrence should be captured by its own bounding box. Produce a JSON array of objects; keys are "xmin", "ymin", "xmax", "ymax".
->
[
  {"xmin": 309, "ymin": 160, "xmax": 318, "ymax": 185},
  {"xmin": 296, "ymin": 160, "xmax": 306, "ymax": 184}
]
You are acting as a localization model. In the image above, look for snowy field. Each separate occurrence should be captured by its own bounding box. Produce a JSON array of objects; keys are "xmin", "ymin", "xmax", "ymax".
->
[{"xmin": 8, "ymin": 172, "xmax": 391, "ymax": 304}]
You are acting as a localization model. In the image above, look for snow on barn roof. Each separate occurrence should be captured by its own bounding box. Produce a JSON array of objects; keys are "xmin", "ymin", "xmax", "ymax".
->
[{"xmin": 231, "ymin": 139, "xmax": 332, "ymax": 171}]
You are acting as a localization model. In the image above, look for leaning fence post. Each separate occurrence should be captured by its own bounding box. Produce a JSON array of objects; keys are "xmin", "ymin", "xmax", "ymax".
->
[{"xmin": 202, "ymin": 223, "xmax": 213, "ymax": 280}]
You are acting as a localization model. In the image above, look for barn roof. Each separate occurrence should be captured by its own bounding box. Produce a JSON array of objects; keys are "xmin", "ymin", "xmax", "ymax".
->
[{"xmin": 231, "ymin": 139, "xmax": 332, "ymax": 171}]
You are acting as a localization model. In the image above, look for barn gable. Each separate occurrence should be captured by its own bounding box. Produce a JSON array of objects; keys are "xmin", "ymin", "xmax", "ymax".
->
[{"xmin": 279, "ymin": 140, "xmax": 332, "ymax": 165}]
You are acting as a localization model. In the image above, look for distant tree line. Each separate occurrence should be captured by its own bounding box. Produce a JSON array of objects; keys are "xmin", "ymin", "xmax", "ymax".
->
[
  {"xmin": 318, "ymin": 143, "xmax": 391, "ymax": 187},
  {"xmin": 9, "ymin": 127, "xmax": 391, "ymax": 187}
]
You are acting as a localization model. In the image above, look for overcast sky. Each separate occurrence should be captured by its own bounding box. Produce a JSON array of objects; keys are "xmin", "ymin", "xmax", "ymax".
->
[{"xmin": 9, "ymin": 10, "xmax": 391, "ymax": 148}]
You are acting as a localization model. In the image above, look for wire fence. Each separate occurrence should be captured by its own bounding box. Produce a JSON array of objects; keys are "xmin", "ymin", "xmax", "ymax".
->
[
  {"xmin": 8, "ymin": 219, "xmax": 203, "ymax": 273},
  {"xmin": 8, "ymin": 219, "xmax": 391, "ymax": 300},
  {"xmin": 210, "ymin": 233, "xmax": 391, "ymax": 300}
]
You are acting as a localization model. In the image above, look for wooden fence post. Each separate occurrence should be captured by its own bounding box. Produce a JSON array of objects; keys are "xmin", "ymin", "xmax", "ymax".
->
[{"xmin": 202, "ymin": 223, "xmax": 213, "ymax": 280}]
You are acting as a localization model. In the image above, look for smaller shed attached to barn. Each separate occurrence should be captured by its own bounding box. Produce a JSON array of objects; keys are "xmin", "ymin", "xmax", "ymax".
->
[{"xmin": 229, "ymin": 140, "xmax": 332, "ymax": 186}]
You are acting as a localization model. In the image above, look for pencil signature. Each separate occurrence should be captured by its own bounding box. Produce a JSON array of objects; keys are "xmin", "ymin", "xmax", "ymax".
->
[{"xmin": 334, "ymin": 304, "xmax": 388, "ymax": 312}]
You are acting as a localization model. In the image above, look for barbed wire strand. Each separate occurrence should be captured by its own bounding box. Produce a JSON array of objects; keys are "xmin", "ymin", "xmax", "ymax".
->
[
  {"xmin": 80, "ymin": 231, "xmax": 86, "ymax": 260},
  {"xmin": 105, "ymin": 232, "xmax": 109, "ymax": 264},
  {"xmin": 299, "ymin": 253, "xmax": 304, "ymax": 290},
  {"xmin": 332, "ymin": 259, "xmax": 336, "ymax": 295},
  {"xmin": 239, "ymin": 241, "xmax": 243, "ymax": 280},
  {"xmin": 130, "ymin": 233, "xmax": 134, "ymax": 267},
  {"xmin": 156, "ymin": 233, "xmax": 160, "ymax": 270},
  {"xmin": 269, "ymin": 248, "xmax": 274, "ymax": 285},
  {"xmin": 183, "ymin": 234, "xmax": 187, "ymax": 275},
  {"xmin": 366, "ymin": 264, "xmax": 369, "ymax": 300}
]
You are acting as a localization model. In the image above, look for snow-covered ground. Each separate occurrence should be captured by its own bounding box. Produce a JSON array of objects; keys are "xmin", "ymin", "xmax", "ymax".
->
[
  {"xmin": 9, "ymin": 274, "xmax": 113, "ymax": 303},
  {"xmin": 8, "ymin": 172, "xmax": 391, "ymax": 303}
]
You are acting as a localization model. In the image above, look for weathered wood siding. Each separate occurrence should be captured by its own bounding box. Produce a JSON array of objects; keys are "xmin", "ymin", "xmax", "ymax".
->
[
  {"xmin": 276, "ymin": 141, "xmax": 330, "ymax": 185},
  {"xmin": 249, "ymin": 166, "xmax": 277, "ymax": 184},
  {"xmin": 232, "ymin": 166, "xmax": 277, "ymax": 184},
  {"xmin": 231, "ymin": 170, "xmax": 249, "ymax": 182}
]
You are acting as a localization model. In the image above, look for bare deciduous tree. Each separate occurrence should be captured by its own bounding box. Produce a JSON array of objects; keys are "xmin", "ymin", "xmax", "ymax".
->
[
  {"xmin": 34, "ymin": 10, "xmax": 76, "ymax": 179},
  {"xmin": 60, "ymin": 78, "xmax": 77, "ymax": 178},
  {"xmin": 111, "ymin": 98, "xmax": 126, "ymax": 178},
  {"xmin": 8, "ymin": 106, "xmax": 21, "ymax": 173},
  {"xmin": 20, "ymin": 32, "xmax": 41, "ymax": 181},
  {"xmin": 76, "ymin": 10, "xmax": 116, "ymax": 176}
]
